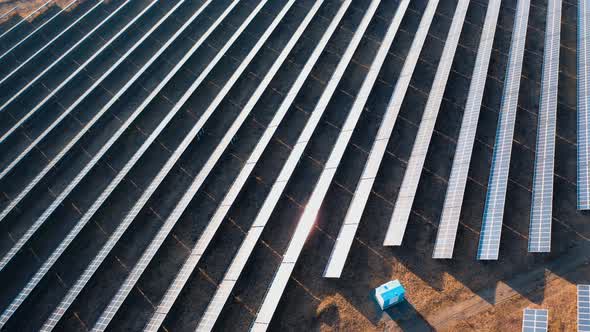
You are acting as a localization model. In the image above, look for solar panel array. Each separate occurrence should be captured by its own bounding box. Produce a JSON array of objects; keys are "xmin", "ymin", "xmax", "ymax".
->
[
  {"xmin": 3, "ymin": 0, "xmax": 247, "ymax": 326},
  {"xmin": 578, "ymin": 0, "xmax": 590, "ymax": 209},
  {"xmin": 528, "ymin": 0, "xmax": 561, "ymax": 253},
  {"xmin": 325, "ymin": 0, "xmax": 453, "ymax": 277},
  {"xmin": 0, "ymin": 0, "xmax": 581, "ymax": 330},
  {"xmin": 251, "ymin": 1, "xmax": 413, "ymax": 326},
  {"xmin": 197, "ymin": 2, "xmax": 384, "ymax": 330},
  {"xmin": 0, "ymin": 0, "xmax": 78, "ymax": 63},
  {"xmin": 43, "ymin": 1, "xmax": 282, "ymax": 329},
  {"xmin": 383, "ymin": 0, "xmax": 469, "ymax": 247},
  {"xmin": 477, "ymin": 0, "xmax": 531, "ymax": 260},
  {"xmin": 580, "ymin": 285, "xmax": 590, "ymax": 331},
  {"xmin": 0, "ymin": 0, "xmax": 169, "ymax": 272},
  {"xmin": 91, "ymin": 0, "xmax": 322, "ymax": 329},
  {"xmin": 0, "ymin": 1, "xmax": 105, "ymax": 123},
  {"xmin": 0, "ymin": 0, "xmax": 121, "ymax": 113},
  {"xmin": 433, "ymin": 0, "xmax": 502, "ymax": 259},
  {"xmin": 0, "ymin": 2, "xmax": 123, "ymax": 194},
  {"xmin": 144, "ymin": 1, "xmax": 353, "ymax": 330},
  {"xmin": 522, "ymin": 308, "xmax": 548, "ymax": 332}
]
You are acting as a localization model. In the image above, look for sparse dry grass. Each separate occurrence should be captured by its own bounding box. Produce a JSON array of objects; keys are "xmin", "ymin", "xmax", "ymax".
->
[{"xmin": 0, "ymin": 0, "xmax": 88, "ymax": 24}]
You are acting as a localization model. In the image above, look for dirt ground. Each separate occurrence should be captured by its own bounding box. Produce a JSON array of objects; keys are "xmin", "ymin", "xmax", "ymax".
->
[{"xmin": 0, "ymin": 0, "xmax": 90, "ymax": 24}]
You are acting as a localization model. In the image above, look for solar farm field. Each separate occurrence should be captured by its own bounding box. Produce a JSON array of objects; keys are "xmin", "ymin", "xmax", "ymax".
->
[{"xmin": 0, "ymin": 0, "xmax": 586, "ymax": 331}]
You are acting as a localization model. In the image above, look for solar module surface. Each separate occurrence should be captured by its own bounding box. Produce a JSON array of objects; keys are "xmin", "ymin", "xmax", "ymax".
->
[
  {"xmin": 522, "ymin": 308, "xmax": 548, "ymax": 332},
  {"xmin": 432, "ymin": 0, "xmax": 501, "ymax": 259},
  {"xmin": 0, "ymin": 0, "xmax": 583, "ymax": 330},
  {"xmin": 477, "ymin": 0, "xmax": 531, "ymax": 260},
  {"xmin": 579, "ymin": 285, "xmax": 590, "ymax": 332},
  {"xmin": 199, "ymin": 1, "xmax": 383, "ymax": 329},
  {"xmin": 528, "ymin": 0, "xmax": 561, "ymax": 253},
  {"xmin": 578, "ymin": 0, "xmax": 590, "ymax": 209},
  {"xmin": 251, "ymin": 1, "xmax": 417, "ymax": 327},
  {"xmin": 384, "ymin": 0, "xmax": 468, "ymax": 247},
  {"xmin": 91, "ymin": 0, "xmax": 318, "ymax": 329},
  {"xmin": 147, "ymin": 1, "xmax": 350, "ymax": 330},
  {"xmin": 321, "ymin": 0, "xmax": 409, "ymax": 278}
]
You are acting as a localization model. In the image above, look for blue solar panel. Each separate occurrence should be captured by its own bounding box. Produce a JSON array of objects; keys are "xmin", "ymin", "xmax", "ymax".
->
[
  {"xmin": 0, "ymin": 0, "xmax": 174, "ymax": 274},
  {"xmin": 579, "ymin": 285, "xmax": 590, "ymax": 332},
  {"xmin": 577, "ymin": 0, "xmax": 590, "ymax": 210},
  {"xmin": 2, "ymin": 2, "xmax": 238, "ymax": 322},
  {"xmin": 144, "ymin": 1, "xmax": 351, "ymax": 330},
  {"xmin": 528, "ymin": 0, "xmax": 561, "ymax": 253},
  {"xmin": 0, "ymin": 0, "xmax": 79, "ymax": 64},
  {"xmin": 39, "ymin": 0, "xmax": 276, "ymax": 330},
  {"xmin": 252, "ymin": 1, "xmax": 439, "ymax": 329},
  {"xmin": 433, "ymin": 0, "xmax": 502, "ymax": 259},
  {"xmin": 90, "ymin": 0, "xmax": 321, "ymax": 329},
  {"xmin": 325, "ymin": 0, "xmax": 464, "ymax": 278},
  {"xmin": 522, "ymin": 308, "xmax": 548, "ymax": 332},
  {"xmin": 0, "ymin": 0, "xmax": 51, "ymax": 40},
  {"xmin": 384, "ymin": 0, "xmax": 469, "ymax": 247},
  {"xmin": 477, "ymin": 0, "xmax": 531, "ymax": 260},
  {"xmin": 195, "ymin": 2, "xmax": 382, "ymax": 330},
  {"xmin": 0, "ymin": 0, "xmax": 138, "ymax": 226}
]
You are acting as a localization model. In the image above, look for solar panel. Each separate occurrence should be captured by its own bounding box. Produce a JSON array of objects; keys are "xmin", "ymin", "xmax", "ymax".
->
[
  {"xmin": 384, "ymin": 0, "xmax": 469, "ymax": 247},
  {"xmin": 315, "ymin": 0, "xmax": 438, "ymax": 257},
  {"xmin": 0, "ymin": 0, "xmax": 52, "ymax": 40},
  {"xmin": 0, "ymin": 0, "xmax": 104, "ymax": 144},
  {"xmin": 324, "ymin": 0, "xmax": 436, "ymax": 277},
  {"xmin": 0, "ymin": 0, "xmax": 134, "ymax": 173},
  {"xmin": 0, "ymin": 0, "xmax": 131, "ymax": 112},
  {"xmin": 522, "ymin": 308, "xmax": 548, "ymax": 332},
  {"xmin": 433, "ymin": 0, "xmax": 502, "ymax": 259},
  {"xmin": 0, "ymin": 0, "xmax": 197, "ymax": 273},
  {"xmin": 0, "ymin": 0, "xmax": 79, "ymax": 63},
  {"xmin": 528, "ymin": 0, "xmax": 561, "ymax": 253},
  {"xmin": 252, "ymin": 2, "xmax": 415, "ymax": 328},
  {"xmin": 477, "ymin": 0, "xmax": 531, "ymax": 260},
  {"xmin": 143, "ymin": 1, "xmax": 350, "ymax": 330},
  {"xmin": 194, "ymin": 1, "xmax": 381, "ymax": 330},
  {"xmin": 39, "ymin": 0, "xmax": 271, "ymax": 328},
  {"xmin": 0, "ymin": 6, "xmax": 18, "ymax": 22},
  {"xmin": 578, "ymin": 0, "xmax": 590, "ymax": 210},
  {"xmin": 90, "ymin": 1, "xmax": 322, "ymax": 329},
  {"xmin": 579, "ymin": 285, "xmax": 590, "ymax": 331},
  {"xmin": 0, "ymin": 0, "xmax": 243, "ymax": 327}
]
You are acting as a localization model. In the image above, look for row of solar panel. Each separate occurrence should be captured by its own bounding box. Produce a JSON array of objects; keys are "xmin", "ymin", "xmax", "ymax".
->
[
  {"xmin": 578, "ymin": 0, "xmax": 590, "ymax": 210},
  {"xmin": 0, "ymin": 0, "xmax": 584, "ymax": 330},
  {"xmin": 0, "ymin": 0, "xmax": 320, "ymax": 329},
  {"xmin": 525, "ymin": 285, "xmax": 590, "ymax": 332},
  {"xmin": 5, "ymin": 1, "xmax": 257, "ymax": 327},
  {"xmin": 523, "ymin": 308, "xmax": 548, "ymax": 332},
  {"xmin": 324, "ymin": 0, "xmax": 574, "ymax": 280},
  {"xmin": 0, "ymin": 0, "xmax": 414, "ymax": 330}
]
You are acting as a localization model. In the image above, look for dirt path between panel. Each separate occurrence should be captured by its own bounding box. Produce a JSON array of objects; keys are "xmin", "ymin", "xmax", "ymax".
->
[
  {"xmin": 430, "ymin": 244, "xmax": 590, "ymax": 330},
  {"xmin": 0, "ymin": 0, "xmax": 90, "ymax": 24}
]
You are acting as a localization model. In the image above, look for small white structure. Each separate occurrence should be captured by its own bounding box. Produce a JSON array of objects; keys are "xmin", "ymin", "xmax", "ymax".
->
[{"xmin": 374, "ymin": 280, "xmax": 406, "ymax": 310}]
